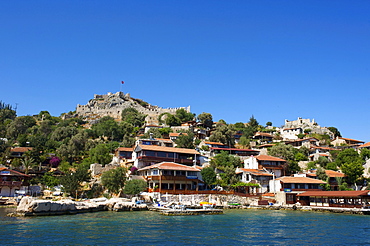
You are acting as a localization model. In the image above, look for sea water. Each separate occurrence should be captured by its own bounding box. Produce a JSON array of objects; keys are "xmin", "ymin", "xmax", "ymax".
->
[{"xmin": 1, "ymin": 208, "xmax": 369, "ymax": 245}]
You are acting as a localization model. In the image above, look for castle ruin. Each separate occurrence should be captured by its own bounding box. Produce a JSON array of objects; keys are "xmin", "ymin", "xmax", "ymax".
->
[{"xmin": 76, "ymin": 91, "xmax": 190, "ymax": 125}]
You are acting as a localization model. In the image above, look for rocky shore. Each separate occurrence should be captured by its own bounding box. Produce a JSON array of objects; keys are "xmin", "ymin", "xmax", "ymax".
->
[{"xmin": 8, "ymin": 197, "xmax": 148, "ymax": 217}]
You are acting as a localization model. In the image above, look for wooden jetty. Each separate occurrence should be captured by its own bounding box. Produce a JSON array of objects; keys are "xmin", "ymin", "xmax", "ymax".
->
[{"xmin": 159, "ymin": 208, "xmax": 223, "ymax": 216}]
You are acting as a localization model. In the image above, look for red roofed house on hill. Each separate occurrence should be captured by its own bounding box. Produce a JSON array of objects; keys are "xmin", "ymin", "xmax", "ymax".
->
[
  {"xmin": 133, "ymin": 145, "xmax": 200, "ymax": 169},
  {"xmin": 269, "ymin": 174, "xmax": 326, "ymax": 205},
  {"xmin": 237, "ymin": 154, "xmax": 287, "ymax": 194},
  {"xmin": 137, "ymin": 162, "xmax": 202, "ymax": 194},
  {"xmin": 297, "ymin": 190, "xmax": 370, "ymax": 208},
  {"xmin": 0, "ymin": 167, "xmax": 31, "ymax": 197}
]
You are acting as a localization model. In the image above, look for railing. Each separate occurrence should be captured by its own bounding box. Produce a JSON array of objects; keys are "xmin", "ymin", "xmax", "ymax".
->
[
  {"xmin": 280, "ymin": 188, "xmax": 322, "ymax": 192},
  {"xmin": 0, "ymin": 181, "xmax": 23, "ymax": 187},
  {"xmin": 147, "ymin": 189, "xmax": 260, "ymax": 196}
]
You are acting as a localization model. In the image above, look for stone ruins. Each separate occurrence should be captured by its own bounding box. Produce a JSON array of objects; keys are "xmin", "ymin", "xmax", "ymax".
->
[{"xmin": 76, "ymin": 91, "xmax": 190, "ymax": 125}]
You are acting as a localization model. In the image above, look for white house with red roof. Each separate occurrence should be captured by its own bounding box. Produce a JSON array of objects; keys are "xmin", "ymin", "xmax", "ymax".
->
[
  {"xmin": 331, "ymin": 137, "xmax": 365, "ymax": 147},
  {"xmin": 269, "ymin": 174, "xmax": 326, "ymax": 204},
  {"xmin": 0, "ymin": 167, "xmax": 31, "ymax": 197},
  {"xmin": 133, "ymin": 144, "xmax": 200, "ymax": 168},
  {"xmin": 243, "ymin": 155, "xmax": 286, "ymax": 178},
  {"xmin": 137, "ymin": 162, "xmax": 202, "ymax": 194}
]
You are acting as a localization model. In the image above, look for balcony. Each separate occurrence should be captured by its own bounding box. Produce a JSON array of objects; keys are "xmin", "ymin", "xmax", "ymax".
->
[{"xmin": 0, "ymin": 181, "xmax": 23, "ymax": 187}]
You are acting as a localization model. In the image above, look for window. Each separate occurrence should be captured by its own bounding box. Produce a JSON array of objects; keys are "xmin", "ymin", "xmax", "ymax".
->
[
  {"xmin": 177, "ymin": 171, "xmax": 186, "ymax": 176},
  {"xmin": 144, "ymin": 151, "xmax": 156, "ymax": 156},
  {"xmin": 157, "ymin": 152, "xmax": 167, "ymax": 158},
  {"xmin": 163, "ymin": 170, "xmax": 174, "ymax": 176},
  {"xmin": 187, "ymin": 171, "xmax": 197, "ymax": 176},
  {"xmin": 152, "ymin": 170, "xmax": 159, "ymax": 175}
]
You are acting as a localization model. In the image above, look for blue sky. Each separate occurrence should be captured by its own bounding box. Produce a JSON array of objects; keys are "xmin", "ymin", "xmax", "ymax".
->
[{"xmin": 1, "ymin": 1, "xmax": 370, "ymax": 142}]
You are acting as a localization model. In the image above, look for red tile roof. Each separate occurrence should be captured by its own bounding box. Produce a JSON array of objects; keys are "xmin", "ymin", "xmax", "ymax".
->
[
  {"xmin": 211, "ymin": 147, "xmax": 257, "ymax": 152},
  {"xmin": 359, "ymin": 142, "xmax": 370, "ymax": 148},
  {"xmin": 0, "ymin": 167, "xmax": 30, "ymax": 177},
  {"xmin": 204, "ymin": 141, "xmax": 226, "ymax": 145},
  {"xmin": 10, "ymin": 147, "xmax": 33, "ymax": 152},
  {"xmin": 254, "ymin": 132, "xmax": 273, "ymax": 138},
  {"xmin": 116, "ymin": 147, "xmax": 134, "ymax": 152},
  {"xmin": 297, "ymin": 190, "xmax": 370, "ymax": 197},
  {"xmin": 307, "ymin": 170, "xmax": 345, "ymax": 178},
  {"xmin": 325, "ymin": 170, "xmax": 346, "ymax": 177},
  {"xmin": 256, "ymin": 155, "xmax": 286, "ymax": 162},
  {"xmin": 138, "ymin": 162, "xmax": 201, "ymax": 172},
  {"xmin": 136, "ymin": 144, "xmax": 200, "ymax": 155},
  {"xmin": 276, "ymin": 176, "xmax": 326, "ymax": 184},
  {"xmin": 339, "ymin": 137, "xmax": 364, "ymax": 143},
  {"xmin": 239, "ymin": 168, "xmax": 273, "ymax": 176}
]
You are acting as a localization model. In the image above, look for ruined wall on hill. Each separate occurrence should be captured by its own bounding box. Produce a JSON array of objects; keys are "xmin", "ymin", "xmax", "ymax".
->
[{"xmin": 76, "ymin": 91, "xmax": 190, "ymax": 125}]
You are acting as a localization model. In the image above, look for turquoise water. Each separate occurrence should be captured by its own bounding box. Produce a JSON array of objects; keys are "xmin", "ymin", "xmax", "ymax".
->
[{"xmin": 1, "ymin": 208, "xmax": 369, "ymax": 245}]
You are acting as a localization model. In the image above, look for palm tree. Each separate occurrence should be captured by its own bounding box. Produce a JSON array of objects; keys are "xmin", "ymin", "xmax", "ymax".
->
[{"xmin": 21, "ymin": 156, "xmax": 35, "ymax": 175}]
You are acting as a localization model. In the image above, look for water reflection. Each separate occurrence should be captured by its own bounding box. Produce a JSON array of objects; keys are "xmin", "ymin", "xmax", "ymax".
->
[{"xmin": 1, "ymin": 208, "xmax": 370, "ymax": 245}]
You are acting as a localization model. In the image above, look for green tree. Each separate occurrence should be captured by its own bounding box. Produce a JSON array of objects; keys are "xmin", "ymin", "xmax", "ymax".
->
[
  {"xmin": 328, "ymin": 127, "xmax": 341, "ymax": 138},
  {"xmin": 269, "ymin": 144, "xmax": 300, "ymax": 174},
  {"xmin": 121, "ymin": 108, "xmax": 146, "ymax": 127},
  {"xmin": 101, "ymin": 167, "xmax": 127, "ymax": 194},
  {"xmin": 123, "ymin": 179, "xmax": 147, "ymax": 195},
  {"xmin": 209, "ymin": 124, "xmax": 235, "ymax": 146},
  {"xmin": 316, "ymin": 166, "xmax": 328, "ymax": 181},
  {"xmin": 238, "ymin": 136, "xmax": 250, "ymax": 149},
  {"xmin": 175, "ymin": 108, "xmax": 195, "ymax": 123},
  {"xmin": 6, "ymin": 116, "xmax": 36, "ymax": 139},
  {"xmin": 41, "ymin": 172, "xmax": 60, "ymax": 188},
  {"xmin": 197, "ymin": 112, "xmax": 213, "ymax": 129},
  {"xmin": 21, "ymin": 156, "xmax": 36, "ymax": 175},
  {"xmin": 91, "ymin": 116, "xmax": 122, "ymax": 141},
  {"xmin": 175, "ymin": 132, "xmax": 195, "ymax": 149},
  {"xmin": 334, "ymin": 148, "xmax": 360, "ymax": 167},
  {"xmin": 269, "ymin": 144, "xmax": 295, "ymax": 162},
  {"xmin": 210, "ymin": 151, "xmax": 242, "ymax": 169},
  {"xmin": 60, "ymin": 165, "xmax": 90, "ymax": 198},
  {"xmin": 200, "ymin": 167, "xmax": 216, "ymax": 189},
  {"xmin": 341, "ymin": 160, "xmax": 364, "ymax": 184},
  {"xmin": 89, "ymin": 143, "xmax": 112, "ymax": 165},
  {"xmin": 165, "ymin": 114, "xmax": 182, "ymax": 126}
]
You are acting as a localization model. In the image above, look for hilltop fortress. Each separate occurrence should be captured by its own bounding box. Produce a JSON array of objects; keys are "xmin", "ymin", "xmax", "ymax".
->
[{"xmin": 76, "ymin": 91, "xmax": 190, "ymax": 125}]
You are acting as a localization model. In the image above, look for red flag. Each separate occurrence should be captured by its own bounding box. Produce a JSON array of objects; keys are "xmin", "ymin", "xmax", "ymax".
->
[{"xmin": 121, "ymin": 81, "xmax": 124, "ymax": 84}]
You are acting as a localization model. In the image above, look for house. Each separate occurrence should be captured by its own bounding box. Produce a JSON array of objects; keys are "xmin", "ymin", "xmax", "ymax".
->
[
  {"xmin": 281, "ymin": 127, "xmax": 303, "ymax": 140},
  {"xmin": 169, "ymin": 132, "xmax": 188, "ymax": 142},
  {"xmin": 209, "ymin": 147, "xmax": 260, "ymax": 158},
  {"xmin": 137, "ymin": 162, "xmax": 202, "ymax": 194},
  {"xmin": 296, "ymin": 190, "xmax": 370, "ymax": 207},
  {"xmin": 253, "ymin": 132, "xmax": 274, "ymax": 144},
  {"xmin": 306, "ymin": 169, "xmax": 346, "ymax": 190},
  {"xmin": 269, "ymin": 175, "xmax": 326, "ymax": 204},
  {"xmin": 285, "ymin": 137, "xmax": 320, "ymax": 148},
  {"xmin": 308, "ymin": 146, "xmax": 335, "ymax": 162},
  {"xmin": 133, "ymin": 145, "xmax": 200, "ymax": 168},
  {"xmin": 112, "ymin": 147, "xmax": 134, "ymax": 166},
  {"xmin": 244, "ymin": 155, "xmax": 286, "ymax": 178},
  {"xmin": 358, "ymin": 142, "xmax": 370, "ymax": 150},
  {"xmin": 144, "ymin": 124, "xmax": 163, "ymax": 133},
  {"xmin": 0, "ymin": 167, "xmax": 31, "ymax": 197},
  {"xmin": 9, "ymin": 147, "xmax": 33, "ymax": 158},
  {"xmin": 236, "ymin": 168, "xmax": 273, "ymax": 193},
  {"xmin": 136, "ymin": 137, "xmax": 174, "ymax": 147},
  {"xmin": 331, "ymin": 137, "xmax": 365, "ymax": 147},
  {"xmin": 200, "ymin": 141, "xmax": 229, "ymax": 149}
]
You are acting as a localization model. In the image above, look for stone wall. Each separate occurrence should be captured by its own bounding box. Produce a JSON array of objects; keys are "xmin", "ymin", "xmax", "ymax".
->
[{"xmin": 76, "ymin": 91, "xmax": 190, "ymax": 125}]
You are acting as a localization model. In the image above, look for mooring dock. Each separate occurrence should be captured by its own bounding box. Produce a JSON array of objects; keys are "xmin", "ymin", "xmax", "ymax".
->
[{"xmin": 159, "ymin": 208, "xmax": 223, "ymax": 216}]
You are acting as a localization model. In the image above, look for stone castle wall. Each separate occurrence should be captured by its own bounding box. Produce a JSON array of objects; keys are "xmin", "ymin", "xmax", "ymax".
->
[
  {"xmin": 76, "ymin": 91, "xmax": 190, "ymax": 125},
  {"xmin": 283, "ymin": 117, "xmax": 334, "ymax": 138}
]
